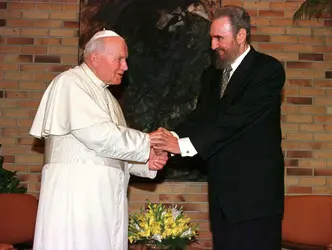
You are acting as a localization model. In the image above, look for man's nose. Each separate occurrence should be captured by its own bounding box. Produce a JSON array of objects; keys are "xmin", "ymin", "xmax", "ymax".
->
[
  {"xmin": 122, "ymin": 61, "xmax": 128, "ymax": 71},
  {"xmin": 211, "ymin": 39, "xmax": 218, "ymax": 50}
]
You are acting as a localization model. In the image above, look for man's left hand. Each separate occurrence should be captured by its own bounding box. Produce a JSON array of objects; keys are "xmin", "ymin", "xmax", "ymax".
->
[{"xmin": 148, "ymin": 147, "xmax": 168, "ymax": 170}]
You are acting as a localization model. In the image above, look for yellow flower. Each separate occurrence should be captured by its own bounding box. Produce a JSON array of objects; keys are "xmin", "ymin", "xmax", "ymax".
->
[
  {"xmin": 128, "ymin": 201, "xmax": 199, "ymax": 246},
  {"xmin": 139, "ymin": 228, "xmax": 151, "ymax": 238}
]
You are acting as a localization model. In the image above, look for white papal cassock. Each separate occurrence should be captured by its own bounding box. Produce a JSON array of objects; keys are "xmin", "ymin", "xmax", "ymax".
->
[{"xmin": 30, "ymin": 63, "xmax": 157, "ymax": 250}]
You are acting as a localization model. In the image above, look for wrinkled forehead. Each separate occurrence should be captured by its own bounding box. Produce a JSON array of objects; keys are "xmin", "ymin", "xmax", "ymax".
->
[
  {"xmin": 210, "ymin": 17, "xmax": 233, "ymax": 36},
  {"xmin": 102, "ymin": 37, "xmax": 128, "ymax": 56}
]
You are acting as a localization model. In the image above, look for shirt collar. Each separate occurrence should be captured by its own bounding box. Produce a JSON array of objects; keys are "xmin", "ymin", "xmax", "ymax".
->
[
  {"xmin": 81, "ymin": 63, "xmax": 108, "ymax": 89},
  {"xmin": 230, "ymin": 45, "xmax": 251, "ymax": 73}
]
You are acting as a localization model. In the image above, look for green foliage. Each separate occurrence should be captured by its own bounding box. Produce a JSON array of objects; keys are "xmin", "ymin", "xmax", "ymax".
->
[
  {"xmin": 121, "ymin": 13, "xmax": 211, "ymax": 132},
  {"xmin": 293, "ymin": 0, "xmax": 332, "ymax": 22},
  {"xmin": 0, "ymin": 145, "xmax": 27, "ymax": 193}
]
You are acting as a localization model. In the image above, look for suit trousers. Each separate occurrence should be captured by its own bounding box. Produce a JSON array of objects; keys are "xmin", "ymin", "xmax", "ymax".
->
[{"xmin": 210, "ymin": 197, "xmax": 282, "ymax": 250}]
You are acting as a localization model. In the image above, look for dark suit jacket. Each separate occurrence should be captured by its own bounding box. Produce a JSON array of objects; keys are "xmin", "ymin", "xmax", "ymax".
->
[{"xmin": 175, "ymin": 46, "xmax": 285, "ymax": 223}]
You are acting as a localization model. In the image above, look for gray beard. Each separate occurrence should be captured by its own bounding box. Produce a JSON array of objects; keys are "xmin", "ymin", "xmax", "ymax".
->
[
  {"xmin": 214, "ymin": 54, "xmax": 232, "ymax": 69},
  {"xmin": 214, "ymin": 46, "xmax": 240, "ymax": 69}
]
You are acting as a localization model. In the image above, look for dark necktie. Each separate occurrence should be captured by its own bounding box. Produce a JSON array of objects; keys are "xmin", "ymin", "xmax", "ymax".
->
[{"xmin": 220, "ymin": 65, "xmax": 232, "ymax": 98}]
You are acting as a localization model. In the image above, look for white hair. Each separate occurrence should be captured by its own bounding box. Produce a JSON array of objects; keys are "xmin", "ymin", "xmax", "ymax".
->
[
  {"xmin": 83, "ymin": 29, "xmax": 122, "ymax": 59},
  {"xmin": 83, "ymin": 38, "xmax": 105, "ymax": 59}
]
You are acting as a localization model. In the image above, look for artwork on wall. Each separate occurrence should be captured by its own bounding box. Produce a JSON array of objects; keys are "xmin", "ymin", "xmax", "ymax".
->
[{"xmin": 79, "ymin": 0, "xmax": 222, "ymax": 182}]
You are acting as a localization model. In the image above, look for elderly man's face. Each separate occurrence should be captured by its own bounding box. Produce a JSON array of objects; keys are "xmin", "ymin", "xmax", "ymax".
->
[
  {"xmin": 210, "ymin": 17, "xmax": 241, "ymax": 69},
  {"xmin": 93, "ymin": 37, "xmax": 128, "ymax": 85}
]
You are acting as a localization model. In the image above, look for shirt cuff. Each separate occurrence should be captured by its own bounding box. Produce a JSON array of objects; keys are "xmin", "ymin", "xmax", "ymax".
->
[
  {"xmin": 178, "ymin": 137, "xmax": 198, "ymax": 157},
  {"xmin": 170, "ymin": 131, "xmax": 179, "ymax": 138}
]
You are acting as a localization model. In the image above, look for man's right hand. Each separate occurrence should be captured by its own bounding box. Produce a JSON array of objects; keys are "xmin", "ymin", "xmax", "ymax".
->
[{"xmin": 149, "ymin": 127, "xmax": 181, "ymax": 154}]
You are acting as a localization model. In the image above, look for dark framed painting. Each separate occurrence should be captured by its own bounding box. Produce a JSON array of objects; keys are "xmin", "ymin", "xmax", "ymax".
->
[{"xmin": 79, "ymin": 0, "xmax": 222, "ymax": 182}]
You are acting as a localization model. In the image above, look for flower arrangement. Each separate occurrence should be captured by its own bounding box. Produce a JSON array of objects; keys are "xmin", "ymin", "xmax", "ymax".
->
[{"xmin": 128, "ymin": 201, "xmax": 199, "ymax": 249}]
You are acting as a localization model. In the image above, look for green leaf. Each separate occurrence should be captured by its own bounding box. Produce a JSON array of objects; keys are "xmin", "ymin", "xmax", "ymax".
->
[
  {"xmin": 293, "ymin": 0, "xmax": 332, "ymax": 22},
  {"xmin": 0, "ymin": 147, "xmax": 27, "ymax": 194}
]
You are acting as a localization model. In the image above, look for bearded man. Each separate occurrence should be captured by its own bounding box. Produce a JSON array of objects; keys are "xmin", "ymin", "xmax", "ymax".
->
[
  {"xmin": 30, "ymin": 30, "xmax": 168, "ymax": 250},
  {"xmin": 151, "ymin": 5, "xmax": 286, "ymax": 250}
]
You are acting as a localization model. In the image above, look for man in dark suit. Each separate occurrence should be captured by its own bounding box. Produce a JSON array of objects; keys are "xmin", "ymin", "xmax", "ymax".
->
[{"xmin": 151, "ymin": 5, "xmax": 286, "ymax": 250}]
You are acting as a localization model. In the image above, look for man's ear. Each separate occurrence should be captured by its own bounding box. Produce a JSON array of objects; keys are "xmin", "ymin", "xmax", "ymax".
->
[
  {"xmin": 91, "ymin": 52, "xmax": 99, "ymax": 66},
  {"xmin": 236, "ymin": 28, "xmax": 247, "ymax": 44}
]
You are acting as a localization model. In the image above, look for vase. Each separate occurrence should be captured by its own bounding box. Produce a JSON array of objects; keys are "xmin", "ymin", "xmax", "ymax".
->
[{"xmin": 145, "ymin": 243, "xmax": 171, "ymax": 250}]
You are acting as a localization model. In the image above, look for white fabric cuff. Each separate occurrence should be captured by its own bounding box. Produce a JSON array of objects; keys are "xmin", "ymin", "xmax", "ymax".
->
[
  {"xmin": 127, "ymin": 162, "xmax": 157, "ymax": 179},
  {"xmin": 170, "ymin": 131, "xmax": 179, "ymax": 138},
  {"xmin": 178, "ymin": 137, "xmax": 198, "ymax": 157}
]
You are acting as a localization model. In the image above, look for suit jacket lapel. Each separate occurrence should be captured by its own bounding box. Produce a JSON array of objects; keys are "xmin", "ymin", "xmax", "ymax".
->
[{"xmin": 221, "ymin": 46, "xmax": 257, "ymax": 102}]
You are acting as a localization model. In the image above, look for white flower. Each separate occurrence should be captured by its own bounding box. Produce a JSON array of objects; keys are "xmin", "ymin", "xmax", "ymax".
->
[
  {"xmin": 135, "ymin": 224, "xmax": 142, "ymax": 231},
  {"xmin": 181, "ymin": 228, "xmax": 192, "ymax": 238},
  {"xmin": 152, "ymin": 234, "xmax": 162, "ymax": 242},
  {"xmin": 171, "ymin": 206, "xmax": 181, "ymax": 220}
]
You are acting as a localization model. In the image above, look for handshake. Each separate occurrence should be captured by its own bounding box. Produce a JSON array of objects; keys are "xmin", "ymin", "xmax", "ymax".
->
[{"xmin": 147, "ymin": 128, "xmax": 180, "ymax": 171}]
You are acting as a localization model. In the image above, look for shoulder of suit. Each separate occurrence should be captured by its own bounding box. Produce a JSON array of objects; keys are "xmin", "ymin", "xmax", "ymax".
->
[{"xmin": 254, "ymin": 50, "xmax": 283, "ymax": 69}]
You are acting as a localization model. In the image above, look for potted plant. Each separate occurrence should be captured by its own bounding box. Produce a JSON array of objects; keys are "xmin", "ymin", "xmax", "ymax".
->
[
  {"xmin": 0, "ymin": 144, "xmax": 27, "ymax": 194},
  {"xmin": 128, "ymin": 201, "xmax": 199, "ymax": 250},
  {"xmin": 293, "ymin": 0, "xmax": 332, "ymax": 22}
]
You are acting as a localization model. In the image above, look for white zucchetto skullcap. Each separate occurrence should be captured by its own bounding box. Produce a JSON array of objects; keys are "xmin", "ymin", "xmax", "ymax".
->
[{"xmin": 89, "ymin": 28, "xmax": 121, "ymax": 43}]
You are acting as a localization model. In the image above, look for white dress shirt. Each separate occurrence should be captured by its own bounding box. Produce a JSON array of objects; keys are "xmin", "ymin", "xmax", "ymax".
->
[{"xmin": 177, "ymin": 46, "xmax": 251, "ymax": 157}]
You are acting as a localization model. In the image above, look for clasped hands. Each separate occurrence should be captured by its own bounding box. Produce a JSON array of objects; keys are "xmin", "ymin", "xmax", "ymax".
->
[{"xmin": 148, "ymin": 128, "xmax": 180, "ymax": 170}]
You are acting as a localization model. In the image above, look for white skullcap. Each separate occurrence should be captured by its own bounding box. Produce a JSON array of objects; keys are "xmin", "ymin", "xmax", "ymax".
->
[{"xmin": 89, "ymin": 28, "xmax": 121, "ymax": 43}]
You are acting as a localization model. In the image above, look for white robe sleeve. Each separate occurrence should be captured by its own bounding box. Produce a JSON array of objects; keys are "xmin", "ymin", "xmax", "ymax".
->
[
  {"xmin": 126, "ymin": 162, "xmax": 157, "ymax": 179},
  {"xmin": 71, "ymin": 122, "xmax": 150, "ymax": 163}
]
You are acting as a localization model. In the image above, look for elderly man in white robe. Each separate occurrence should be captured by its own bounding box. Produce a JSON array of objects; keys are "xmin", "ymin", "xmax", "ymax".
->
[{"xmin": 30, "ymin": 30, "xmax": 168, "ymax": 250}]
